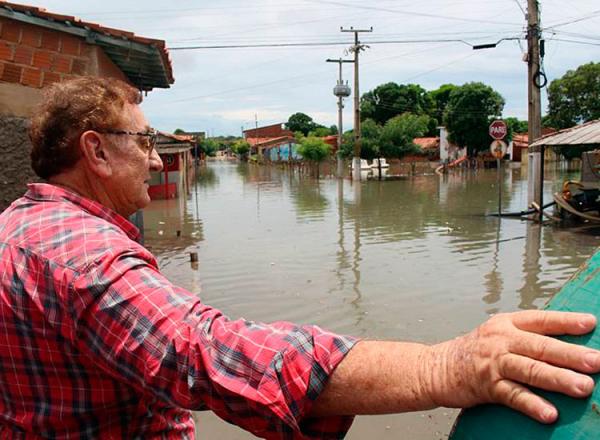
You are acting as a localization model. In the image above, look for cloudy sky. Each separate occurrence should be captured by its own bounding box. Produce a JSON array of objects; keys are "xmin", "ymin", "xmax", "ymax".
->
[{"xmin": 23, "ymin": 0, "xmax": 600, "ymax": 135}]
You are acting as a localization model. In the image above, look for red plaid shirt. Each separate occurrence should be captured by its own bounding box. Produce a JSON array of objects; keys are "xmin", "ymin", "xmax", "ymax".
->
[{"xmin": 0, "ymin": 183, "xmax": 357, "ymax": 439}]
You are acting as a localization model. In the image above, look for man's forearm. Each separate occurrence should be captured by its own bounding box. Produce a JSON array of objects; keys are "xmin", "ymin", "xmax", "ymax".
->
[
  {"xmin": 309, "ymin": 311, "xmax": 600, "ymax": 424},
  {"xmin": 310, "ymin": 340, "xmax": 439, "ymax": 416}
]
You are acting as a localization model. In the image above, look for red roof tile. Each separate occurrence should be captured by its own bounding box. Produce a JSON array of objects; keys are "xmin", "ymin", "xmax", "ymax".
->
[
  {"xmin": 0, "ymin": 1, "xmax": 174, "ymax": 87},
  {"xmin": 413, "ymin": 137, "xmax": 439, "ymax": 150}
]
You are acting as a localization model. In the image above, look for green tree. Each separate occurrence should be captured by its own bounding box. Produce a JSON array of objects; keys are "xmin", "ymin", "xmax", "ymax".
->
[
  {"xmin": 444, "ymin": 82, "xmax": 505, "ymax": 156},
  {"xmin": 380, "ymin": 113, "xmax": 429, "ymax": 158},
  {"xmin": 297, "ymin": 136, "xmax": 332, "ymax": 179},
  {"xmin": 504, "ymin": 117, "xmax": 528, "ymax": 141},
  {"xmin": 286, "ymin": 112, "xmax": 325, "ymax": 136},
  {"xmin": 198, "ymin": 138, "xmax": 218, "ymax": 157},
  {"xmin": 361, "ymin": 83, "xmax": 433, "ymax": 125},
  {"xmin": 308, "ymin": 126, "xmax": 333, "ymax": 137},
  {"xmin": 231, "ymin": 140, "xmax": 250, "ymax": 160},
  {"xmin": 429, "ymin": 84, "xmax": 458, "ymax": 117},
  {"xmin": 339, "ymin": 120, "xmax": 382, "ymax": 160},
  {"xmin": 547, "ymin": 62, "xmax": 600, "ymax": 129}
]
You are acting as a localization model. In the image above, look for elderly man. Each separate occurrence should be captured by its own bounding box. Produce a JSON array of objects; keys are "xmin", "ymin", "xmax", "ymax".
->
[{"xmin": 0, "ymin": 76, "xmax": 598, "ymax": 439}]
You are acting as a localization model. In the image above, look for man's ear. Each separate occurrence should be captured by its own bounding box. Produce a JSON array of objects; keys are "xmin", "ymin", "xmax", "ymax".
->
[{"xmin": 79, "ymin": 131, "xmax": 112, "ymax": 178}]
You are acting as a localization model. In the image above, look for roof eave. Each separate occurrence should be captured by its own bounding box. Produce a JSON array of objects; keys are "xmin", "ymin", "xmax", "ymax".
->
[{"xmin": 0, "ymin": 6, "xmax": 173, "ymax": 90}]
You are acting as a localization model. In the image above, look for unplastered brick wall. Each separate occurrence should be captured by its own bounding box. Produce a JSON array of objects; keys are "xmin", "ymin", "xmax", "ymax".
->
[
  {"xmin": 0, "ymin": 17, "xmax": 88, "ymax": 88},
  {"xmin": 0, "ymin": 115, "xmax": 37, "ymax": 211}
]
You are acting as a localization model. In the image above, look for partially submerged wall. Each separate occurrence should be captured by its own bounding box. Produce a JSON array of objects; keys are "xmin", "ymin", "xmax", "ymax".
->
[{"xmin": 0, "ymin": 115, "xmax": 36, "ymax": 211}]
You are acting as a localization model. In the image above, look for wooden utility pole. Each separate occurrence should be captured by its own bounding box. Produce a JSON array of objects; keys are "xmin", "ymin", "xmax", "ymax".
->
[
  {"xmin": 341, "ymin": 26, "xmax": 372, "ymax": 180},
  {"xmin": 526, "ymin": 0, "xmax": 544, "ymax": 220}
]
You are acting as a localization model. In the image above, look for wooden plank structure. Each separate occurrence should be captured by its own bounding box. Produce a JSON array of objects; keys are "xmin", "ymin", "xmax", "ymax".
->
[{"xmin": 450, "ymin": 249, "xmax": 600, "ymax": 439}]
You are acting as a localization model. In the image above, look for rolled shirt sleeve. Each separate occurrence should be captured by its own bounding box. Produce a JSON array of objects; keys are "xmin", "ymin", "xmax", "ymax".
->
[{"xmin": 70, "ymin": 249, "xmax": 358, "ymax": 439}]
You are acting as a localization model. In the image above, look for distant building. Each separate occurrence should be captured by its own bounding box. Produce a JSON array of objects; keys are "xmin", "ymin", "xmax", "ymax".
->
[
  {"xmin": 414, "ymin": 137, "xmax": 440, "ymax": 160},
  {"xmin": 149, "ymin": 132, "xmax": 195, "ymax": 200},
  {"xmin": 0, "ymin": 1, "xmax": 174, "ymax": 210},
  {"xmin": 243, "ymin": 123, "xmax": 299, "ymax": 160},
  {"xmin": 510, "ymin": 128, "xmax": 557, "ymax": 163}
]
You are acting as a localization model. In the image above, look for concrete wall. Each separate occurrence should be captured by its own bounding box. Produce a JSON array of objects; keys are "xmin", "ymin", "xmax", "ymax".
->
[{"xmin": 0, "ymin": 115, "xmax": 37, "ymax": 211}]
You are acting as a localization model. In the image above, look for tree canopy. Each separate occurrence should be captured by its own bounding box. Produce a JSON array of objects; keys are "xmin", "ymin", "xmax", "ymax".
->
[
  {"xmin": 297, "ymin": 136, "xmax": 332, "ymax": 178},
  {"xmin": 361, "ymin": 82, "xmax": 433, "ymax": 126},
  {"xmin": 546, "ymin": 62, "xmax": 600, "ymax": 129},
  {"xmin": 339, "ymin": 115, "xmax": 427, "ymax": 160},
  {"xmin": 443, "ymin": 82, "xmax": 505, "ymax": 156},
  {"xmin": 231, "ymin": 140, "xmax": 250, "ymax": 158},
  {"xmin": 297, "ymin": 136, "xmax": 331, "ymax": 162},
  {"xmin": 286, "ymin": 112, "xmax": 326, "ymax": 136},
  {"xmin": 198, "ymin": 138, "xmax": 219, "ymax": 157},
  {"xmin": 429, "ymin": 84, "xmax": 458, "ymax": 122},
  {"xmin": 380, "ymin": 114, "xmax": 429, "ymax": 158}
]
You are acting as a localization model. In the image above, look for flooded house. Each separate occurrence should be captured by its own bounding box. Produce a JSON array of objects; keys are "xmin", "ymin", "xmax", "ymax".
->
[
  {"xmin": 0, "ymin": 1, "xmax": 174, "ymax": 211},
  {"xmin": 149, "ymin": 132, "xmax": 196, "ymax": 200},
  {"xmin": 243, "ymin": 123, "xmax": 300, "ymax": 161}
]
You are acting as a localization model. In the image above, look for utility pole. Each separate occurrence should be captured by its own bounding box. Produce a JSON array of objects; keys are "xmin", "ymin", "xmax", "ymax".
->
[
  {"xmin": 526, "ymin": 0, "xmax": 544, "ymax": 220},
  {"xmin": 326, "ymin": 58, "xmax": 353, "ymax": 178},
  {"xmin": 341, "ymin": 26, "xmax": 372, "ymax": 181}
]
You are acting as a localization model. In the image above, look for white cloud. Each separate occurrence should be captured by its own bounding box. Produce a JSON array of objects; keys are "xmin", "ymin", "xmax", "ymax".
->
[{"xmin": 24, "ymin": 0, "xmax": 600, "ymax": 135}]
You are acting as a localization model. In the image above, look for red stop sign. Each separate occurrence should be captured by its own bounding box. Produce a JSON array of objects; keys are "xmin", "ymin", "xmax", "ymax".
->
[{"xmin": 489, "ymin": 120, "xmax": 507, "ymax": 140}]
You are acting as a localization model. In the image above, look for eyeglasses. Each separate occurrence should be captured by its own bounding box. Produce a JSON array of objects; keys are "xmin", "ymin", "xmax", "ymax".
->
[{"xmin": 97, "ymin": 128, "xmax": 158, "ymax": 155}]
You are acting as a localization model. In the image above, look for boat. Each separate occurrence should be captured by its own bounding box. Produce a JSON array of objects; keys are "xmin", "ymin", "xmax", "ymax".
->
[
  {"xmin": 553, "ymin": 180, "xmax": 600, "ymax": 222},
  {"xmin": 350, "ymin": 159, "xmax": 371, "ymax": 171},
  {"xmin": 450, "ymin": 246, "xmax": 600, "ymax": 439},
  {"xmin": 370, "ymin": 158, "xmax": 390, "ymax": 169}
]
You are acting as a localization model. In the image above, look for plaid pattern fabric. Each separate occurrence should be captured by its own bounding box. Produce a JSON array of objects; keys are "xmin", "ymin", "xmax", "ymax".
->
[{"xmin": 0, "ymin": 183, "xmax": 357, "ymax": 439}]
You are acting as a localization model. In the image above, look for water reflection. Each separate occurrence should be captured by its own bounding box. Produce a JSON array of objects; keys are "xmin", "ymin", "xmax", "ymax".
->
[
  {"xmin": 145, "ymin": 162, "xmax": 598, "ymax": 336},
  {"xmin": 145, "ymin": 161, "xmax": 599, "ymax": 439},
  {"xmin": 291, "ymin": 178, "xmax": 329, "ymax": 221}
]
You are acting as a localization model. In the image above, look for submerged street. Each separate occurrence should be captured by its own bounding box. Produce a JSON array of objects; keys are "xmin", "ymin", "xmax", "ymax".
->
[{"xmin": 144, "ymin": 162, "xmax": 599, "ymax": 439}]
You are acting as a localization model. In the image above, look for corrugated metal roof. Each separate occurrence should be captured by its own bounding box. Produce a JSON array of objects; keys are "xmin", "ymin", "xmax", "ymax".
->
[
  {"xmin": 530, "ymin": 120, "xmax": 600, "ymax": 148},
  {"xmin": 0, "ymin": 1, "xmax": 174, "ymax": 90}
]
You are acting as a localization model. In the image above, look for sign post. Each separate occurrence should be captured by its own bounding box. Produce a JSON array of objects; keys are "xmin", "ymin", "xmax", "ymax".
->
[{"xmin": 489, "ymin": 120, "xmax": 508, "ymax": 217}]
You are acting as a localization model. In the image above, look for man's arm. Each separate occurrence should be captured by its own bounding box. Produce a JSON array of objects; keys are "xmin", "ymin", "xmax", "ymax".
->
[{"xmin": 310, "ymin": 311, "xmax": 600, "ymax": 424}]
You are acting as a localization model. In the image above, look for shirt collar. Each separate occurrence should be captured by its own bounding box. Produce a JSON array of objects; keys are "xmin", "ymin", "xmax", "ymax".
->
[{"xmin": 24, "ymin": 183, "xmax": 141, "ymax": 243}]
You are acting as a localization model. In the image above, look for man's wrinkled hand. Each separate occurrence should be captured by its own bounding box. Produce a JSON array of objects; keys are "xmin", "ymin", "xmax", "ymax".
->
[{"xmin": 428, "ymin": 311, "xmax": 600, "ymax": 423}]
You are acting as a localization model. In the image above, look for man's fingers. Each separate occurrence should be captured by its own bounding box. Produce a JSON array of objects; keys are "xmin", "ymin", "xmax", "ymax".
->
[
  {"xmin": 510, "ymin": 332, "xmax": 600, "ymax": 374},
  {"xmin": 510, "ymin": 310, "xmax": 596, "ymax": 335},
  {"xmin": 493, "ymin": 379, "xmax": 558, "ymax": 424},
  {"xmin": 500, "ymin": 353, "xmax": 595, "ymax": 398}
]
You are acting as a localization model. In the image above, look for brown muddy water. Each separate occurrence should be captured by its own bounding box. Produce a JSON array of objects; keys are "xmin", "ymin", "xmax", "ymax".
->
[{"xmin": 143, "ymin": 162, "xmax": 599, "ymax": 439}]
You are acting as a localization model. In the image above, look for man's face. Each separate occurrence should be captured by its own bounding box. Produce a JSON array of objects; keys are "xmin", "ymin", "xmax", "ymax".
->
[{"xmin": 104, "ymin": 104, "xmax": 162, "ymax": 217}]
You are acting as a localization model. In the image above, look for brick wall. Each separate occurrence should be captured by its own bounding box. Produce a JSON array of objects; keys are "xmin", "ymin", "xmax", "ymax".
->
[
  {"xmin": 244, "ymin": 124, "xmax": 293, "ymax": 139},
  {"xmin": 0, "ymin": 17, "xmax": 87, "ymax": 89},
  {"xmin": 0, "ymin": 17, "xmax": 134, "ymax": 211},
  {"xmin": 0, "ymin": 115, "xmax": 37, "ymax": 211}
]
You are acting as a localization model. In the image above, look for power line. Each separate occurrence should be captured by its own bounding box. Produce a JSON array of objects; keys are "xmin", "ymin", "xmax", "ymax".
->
[
  {"xmin": 543, "ymin": 9, "xmax": 600, "ymax": 29},
  {"xmin": 550, "ymin": 38, "xmax": 600, "ymax": 47},
  {"xmin": 548, "ymin": 30, "xmax": 600, "ymax": 42},
  {"xmin": 304, "ymin": 0, "xmax": 521, "ymax": 26},
  {"xmin": 170, "ymin": 38, "xmax": 484, "ymax": 51},
  {"xmin": 512, "ymin": 0, "xmax": 527, "ymax": 17}
]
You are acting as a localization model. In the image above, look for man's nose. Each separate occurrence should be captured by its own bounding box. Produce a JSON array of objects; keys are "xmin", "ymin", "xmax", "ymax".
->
[{"xmin": 149, "ymin": 148, "xmax": 163, "ymax": 172}]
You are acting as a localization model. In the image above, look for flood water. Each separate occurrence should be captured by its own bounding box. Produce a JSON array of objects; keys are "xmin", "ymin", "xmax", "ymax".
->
[{"xmin": 143, "ymin": 161, "xmax": 600, "ymax": 439}]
